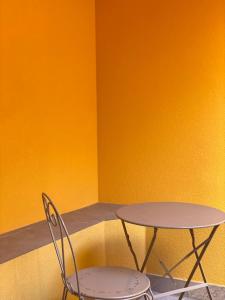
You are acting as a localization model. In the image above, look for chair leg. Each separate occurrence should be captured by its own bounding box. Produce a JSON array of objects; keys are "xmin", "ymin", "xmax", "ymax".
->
[
  {"xmin": 62, "ymin": 286, "xmax": 68, "ymax": 300},
  {"xmin": 143, "ymin": 291, "xmax": 154, "ymax": 300}
]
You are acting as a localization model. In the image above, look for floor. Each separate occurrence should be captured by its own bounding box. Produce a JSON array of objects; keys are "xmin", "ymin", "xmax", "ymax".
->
[
  {"xmin": 154, "ymin": 294, "xmax": 193, "ymax": 300},
  {"xmin": 156, "ymin": 297, "xmax": 193, "ymax": 300}
]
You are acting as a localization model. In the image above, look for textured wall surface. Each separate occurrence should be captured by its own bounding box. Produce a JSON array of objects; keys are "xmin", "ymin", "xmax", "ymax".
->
[
  {"xmin": 0, "ymin": 0, "xmax": 98, "ymax": 233},
  {"xmin": 0, "ymin": 223, "xmax": 105, "ymax": 300},
  {"xmin": 1, "ymin": 0, "xmax": 225, "ymax": 290},
  {"xmin": 96, "ymin": 0, "xmax": 225, "ymax": 284}
]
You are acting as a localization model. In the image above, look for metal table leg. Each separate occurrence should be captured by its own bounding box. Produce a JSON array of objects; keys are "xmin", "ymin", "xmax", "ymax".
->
[
  {"xmin": 121, "ymin": 221, "xmax": 219, "ymax": 300},
  {"xmin": 141, "ymin": 228, "xmax": 158, "ymax": 272},
  {"xmin": 121, "ymin": 220, "xmax": 140, "ymax": 271},
  {"xmin": 121, "ymin": 221, "xmax": 158, "ymax": 300},
  {"xmin": 190, "ymin": 229, "xmax": 213, "ymax": 300},
  {"xmin": 178, "ymin": 225, "xmax": 218, "ymax": 300},
  {"xmin": 161, "ymin": 235, "xmax": 212, "ymax": 278},
  {"xmin": 121, "ymin": 220, "xmax": 158, "ymax": 272}
]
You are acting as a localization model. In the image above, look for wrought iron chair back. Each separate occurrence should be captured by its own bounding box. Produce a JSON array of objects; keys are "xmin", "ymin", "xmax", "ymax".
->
[{"xmin": 42, "ymin": 193, "xmax": 80, "ymax": 297}]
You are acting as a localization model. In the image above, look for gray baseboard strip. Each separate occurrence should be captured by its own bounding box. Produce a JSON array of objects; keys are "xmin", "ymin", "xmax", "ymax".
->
[{"xmin": 0, "ymin": 202, "xmax": 122, "ymax": 264}]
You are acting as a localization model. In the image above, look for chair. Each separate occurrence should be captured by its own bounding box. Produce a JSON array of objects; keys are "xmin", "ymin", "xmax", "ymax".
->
[{"xmin": 42, "ymin": 193, "xmax": 153, "ymax": 300}]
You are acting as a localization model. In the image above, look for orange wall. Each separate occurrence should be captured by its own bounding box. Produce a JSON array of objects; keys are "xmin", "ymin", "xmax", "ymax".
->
[
  {"xmin": 0, "ymin": 0, "xmax": 98, "ymax": 233},
  {"xmin": 96, "ymin": 0, "xmax": 225, "ymax": 284},
  {"xmin": 96, "ymin": 0, "xmax": 224, "ymax": 209},
  {"xmin": 1, "ymin": 0, "xmax": 225, "ymax": 285}
]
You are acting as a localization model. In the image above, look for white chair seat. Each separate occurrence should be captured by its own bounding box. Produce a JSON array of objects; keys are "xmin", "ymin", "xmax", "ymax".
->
[{"xmin": 68, "ymin": 266, "xmax": 150, "ymax": 299}]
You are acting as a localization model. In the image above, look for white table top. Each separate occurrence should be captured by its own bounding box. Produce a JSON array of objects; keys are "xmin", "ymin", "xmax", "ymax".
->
[{"xmin": 116, "ymin": 202, "xmax": 225, "ymax": 229}]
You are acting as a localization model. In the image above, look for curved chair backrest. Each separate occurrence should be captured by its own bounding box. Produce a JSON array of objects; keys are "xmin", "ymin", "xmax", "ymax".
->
[{"xmin": 42, "ymin": 193, "xmax": 80, "ymax": 297}]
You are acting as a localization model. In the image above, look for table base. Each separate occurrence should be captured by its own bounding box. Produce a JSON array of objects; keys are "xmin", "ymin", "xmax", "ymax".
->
[{"xmin": 121, "ymin": 221, "xmax": 219, "ymax": 300}]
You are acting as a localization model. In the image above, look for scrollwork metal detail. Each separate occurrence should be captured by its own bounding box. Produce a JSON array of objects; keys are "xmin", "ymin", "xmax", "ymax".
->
[{"xmin": 42, "ymin": 193, "xmax": 81, "ymax": 299}]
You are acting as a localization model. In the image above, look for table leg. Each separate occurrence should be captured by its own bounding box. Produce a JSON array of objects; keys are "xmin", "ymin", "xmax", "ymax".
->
[
  {"xmin": 161, "ymin": 236, "xmax": 211, "ymax": 278},
  {"xmin": 190, "ymin": 229, "xmax": 213, "ymax": 300},
  {"xmin": 121, "ymin": 220, "xmax": 140, "ymax": 271},
  {"xmin": 141, "ymin": 228, "xmax": 158, "ymax": 272},
  {"xmin": 178, "ymin": 225, "xmax": 218, "ymax": 300},
  {"xmin": 121, "ymin": 220, "xmax": 219, "ymax": 300},
  {"xmin": 121, "ymin": 221, "xmax": 158, "ymax": 273},
  {"xmin": 121, "ymin": 221, "xmax": 157, "ymax": 300},
  {"xmin": 159, "ymin": 260, "xmax": 174, "ymax": 281}
]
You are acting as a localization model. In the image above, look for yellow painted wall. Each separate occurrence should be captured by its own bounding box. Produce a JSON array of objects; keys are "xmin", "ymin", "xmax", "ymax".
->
[
  {"xmin": 0, "ymin": 0, "xmax": 98, "ymax": 233},
  {"xmin": 96, "ymin": 0, "xmax": 225, "ymax": 284},
  {"xmin": 104, "ymin": 221, "xmax": 225, "ymax": 285},
  {"xmin": 0, "ymin": 223, "xmax": 106, "ymax": 300},
  {"xmin": 1, "ymin": 0, "xmax": 225, "ymax": 293},
  {"xmin": 104, "ymin": 220, "xmax": 146, "ymax": 270},
  {"xmin": 1, "ymin": 220, "xmax": 224, "ymax": 299}
]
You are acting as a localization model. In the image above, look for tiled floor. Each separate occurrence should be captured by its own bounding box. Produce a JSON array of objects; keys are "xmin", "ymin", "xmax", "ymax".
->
[
  {"xmin": 155, "ymin": 297, "xmax": 192, "ymax": 300},
  {"xmin": 153, "ymin": 285, "xmax": 225, "ymax": 300},
  {"xmin": 153, "ymin": 293, "xmax": 193, "ymax": 300}
]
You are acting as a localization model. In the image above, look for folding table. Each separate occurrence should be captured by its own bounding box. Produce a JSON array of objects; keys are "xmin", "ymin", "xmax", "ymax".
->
[{"xmin": 116, "ymin": 202, "xmax": 225, "ymax": 299}]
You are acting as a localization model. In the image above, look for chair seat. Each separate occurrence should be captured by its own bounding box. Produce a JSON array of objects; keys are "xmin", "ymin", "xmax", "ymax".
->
[{"xmin": 68, "ymin": 266, "xmax": 150, "ymax": 299}]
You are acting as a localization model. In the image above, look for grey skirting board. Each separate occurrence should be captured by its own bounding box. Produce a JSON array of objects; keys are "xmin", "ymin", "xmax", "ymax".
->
[{"xmin": 0, "ymin": 202, "xmax": 122, "ymax": 264}]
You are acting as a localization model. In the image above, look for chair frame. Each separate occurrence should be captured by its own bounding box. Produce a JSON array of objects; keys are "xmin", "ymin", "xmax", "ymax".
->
[
  {"xmin": 42, "ymin": 193, "xmax": 154, "ymax": 300},
  {"xmin": 42, "ymin": 193, "xmax": 81, "ymax": 300}
]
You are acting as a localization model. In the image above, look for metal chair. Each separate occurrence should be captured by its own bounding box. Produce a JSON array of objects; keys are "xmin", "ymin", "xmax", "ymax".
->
[{"xmin": 42, "ymin": 193, "xmax": 154, "ymax": 300}]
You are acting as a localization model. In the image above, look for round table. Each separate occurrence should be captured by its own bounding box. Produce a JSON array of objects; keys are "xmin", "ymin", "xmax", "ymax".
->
[
  {"xmin": 116, "ymin": 202, "xmax": 225, "ymax": 300},
  {"xmin": 116, "ymin": 202, "xmax": 225, "ymax": 229}
]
